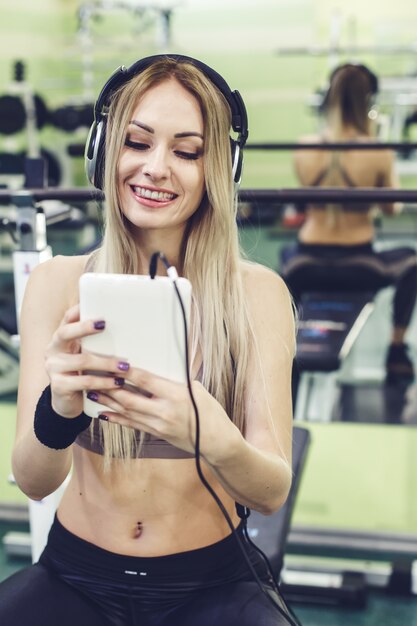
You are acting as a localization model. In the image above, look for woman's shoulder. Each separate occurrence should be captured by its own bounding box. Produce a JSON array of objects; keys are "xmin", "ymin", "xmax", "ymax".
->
[
  {"xmin": 294, "ymin": 134, "xmax": 324, "ymax": 168},
  {"xmin": 240, "ymin": 260, "xmax": 292, "ymax": 302},
  {"xmin": 26, "ymin": 254, "xmax": 92, "ymax": 306},
  {"xmin": 295, "ymin": 133, "xmax": 321, "ymax": 151},
  {"xmin": 351, "ymin": 134, "xmax": 394, "ymax": 153},
  {"xmin": 348, "ymin": 138, "xmax": 395, "ymax": 178},
  {"xmin": 18, "ymin": 254, "xmax": 93, "ymax": 338},
  {"xmin": 30, "ymin": 253, "xmax": 91, "ymax": 282},
  {"xmin": 239, "ymin": 260, "xmax": 296, "ymax": 351},
  {"xmin": 296, "ymin": 133, "xmax": 321, "ymax": 144}
]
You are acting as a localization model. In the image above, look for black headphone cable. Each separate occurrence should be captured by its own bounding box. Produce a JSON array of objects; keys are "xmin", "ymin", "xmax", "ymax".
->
[{"xmin": 149, "ymin": 251, "xmax": 301, "ymax": 626}]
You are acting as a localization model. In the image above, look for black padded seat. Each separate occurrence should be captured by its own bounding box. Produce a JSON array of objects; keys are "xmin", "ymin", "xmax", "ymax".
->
[{"xmin": 295, "ymin": 291, "xmax": 375, "ymax": 372}]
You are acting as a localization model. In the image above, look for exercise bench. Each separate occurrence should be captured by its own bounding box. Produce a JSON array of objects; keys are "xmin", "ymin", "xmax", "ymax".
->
[{"xmin": 293, "ymin": 291, "xmax": 375, "ymax": 422}]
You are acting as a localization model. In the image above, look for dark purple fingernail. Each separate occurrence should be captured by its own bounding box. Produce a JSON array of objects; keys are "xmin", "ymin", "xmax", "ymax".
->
[
  {"xmin": 117, "ymin": 361, "xmax": 129, "ymax": 371},
  {"xmin": 98, "ymin": 414, "xmax": 108, "ymax": 421},
  {"xmin": 94, "ymin": 320, "xmax": 106, "ymax": 330},
  {"xmin": 87, "ymin": 391, "xmax": 99, "ymax": 401},
  {"xmin": 114, "ymin": 377, "xmax": 124, "ymax": 386}
]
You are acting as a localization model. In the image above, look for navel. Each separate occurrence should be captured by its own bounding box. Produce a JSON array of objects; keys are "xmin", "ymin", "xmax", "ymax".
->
[{"xmin": 133, "ymin": 521, "xmax": 143, "ymax": 539}]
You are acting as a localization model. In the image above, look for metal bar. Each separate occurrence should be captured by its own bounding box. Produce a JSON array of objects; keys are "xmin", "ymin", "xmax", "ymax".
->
[
  {"xmin": 2, "ymin": 187, "xmax": 417, "ymax": 205},
  {"xmin": 288, "ymin": 525, "xmax": 417, "ymax": 562},
  {"xmin": 67, "ymin": 141, "xmax": 417, "ymax": 155},
  {"xmin": 275, "ymin": 45, "xmax": 417, "ymax": 56},
  {"xmin": 238, "ymin": 188, "xmax": 417, "ymax": 204},
  {"xmin": 0, "ymin": 188, "xmax": 104, "ymax": 203},
  {"xmin": 245, "ymin": 142, "xmax": 417, "ymax": 151}
]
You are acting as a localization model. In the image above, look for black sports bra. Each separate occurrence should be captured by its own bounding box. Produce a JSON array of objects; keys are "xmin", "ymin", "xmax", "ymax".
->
[
  {"xmin": 306, "ymin": 144, "xmax": 386, "ymax": 212},
  {"xmin": 308, "ymin": 137, "xmax": 386, "ymax": 190},
  {"xmin": 309, "ymin": 150, "xmax": 357, "ymax": 188}
]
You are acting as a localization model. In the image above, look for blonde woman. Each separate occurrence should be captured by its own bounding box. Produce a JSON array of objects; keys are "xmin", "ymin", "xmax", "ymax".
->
[
  {"xmin": 282, "ymin": 63, "xmax": 417, "ymax": 386},
  {"xmin": 0, "ymin": 55, "xmax": 297, "ymax": 626}
]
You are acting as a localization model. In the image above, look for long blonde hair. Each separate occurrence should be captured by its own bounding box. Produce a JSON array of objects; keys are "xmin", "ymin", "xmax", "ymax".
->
[{"xmin": 91, "ymin": 57, "xmax": 252, "ymax": 463}]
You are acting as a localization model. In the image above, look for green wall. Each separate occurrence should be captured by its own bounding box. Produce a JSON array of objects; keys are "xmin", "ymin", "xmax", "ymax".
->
[{"xmin": 1, "ymin": 0, "xmax": 417, "ymax": 188}]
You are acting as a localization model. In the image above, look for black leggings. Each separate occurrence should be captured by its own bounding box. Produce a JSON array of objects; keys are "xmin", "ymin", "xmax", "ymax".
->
[
  {"xmin": 0, "ymin": 517, "xmax": 297, "ymax": 626},
  {"xmin": 281, "ymin": 241, "xmax": 417, "ymax": 328}
]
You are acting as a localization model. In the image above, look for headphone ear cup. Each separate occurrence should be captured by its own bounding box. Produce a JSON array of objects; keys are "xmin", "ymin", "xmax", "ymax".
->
[
  {"xmin": 230, "ymin": 139, "xmax": 243, "ymax": 184},
  {"xmin": 85, "ymin": 120, "xmax": 106, "ymax": 189}
]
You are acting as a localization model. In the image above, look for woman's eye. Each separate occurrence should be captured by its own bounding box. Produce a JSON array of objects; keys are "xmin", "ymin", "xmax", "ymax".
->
[
  {"xmin": 125, "ymin": 138, "xmax": 148, "ymax": 151},
  {"xmin": 175, "ymin": 150, "xmax": 201, "ymax": 161}
]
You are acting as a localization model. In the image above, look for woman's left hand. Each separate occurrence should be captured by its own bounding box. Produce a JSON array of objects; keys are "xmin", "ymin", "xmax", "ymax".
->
[{"xmin": 91, "ymin": 367, "xmax": 237, "ymax": 457}]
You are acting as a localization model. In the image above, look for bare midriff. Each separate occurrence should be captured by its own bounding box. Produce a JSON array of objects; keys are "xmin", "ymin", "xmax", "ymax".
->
[
  {"xmin": 57, "ymin": 444, "xmax": 239, "ymax": 556},
  {"xmin": 298, "ymin": 206, "xmax": 374, "ymax": 245}
]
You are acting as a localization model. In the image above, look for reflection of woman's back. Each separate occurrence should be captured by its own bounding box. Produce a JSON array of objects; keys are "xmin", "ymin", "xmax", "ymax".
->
[
  {"xmin": 294, "ymin": 63, "xmax": 398, "ymax": 245},
  {"xmin": 282, "ymin": 63, "xmax": 417, "ymax": 386}
]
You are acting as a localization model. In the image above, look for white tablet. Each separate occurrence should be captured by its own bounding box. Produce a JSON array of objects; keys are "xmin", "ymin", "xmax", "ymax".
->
[{"xmin": 79, "ymin": 272, "xmax": 192, "ymax": 418}]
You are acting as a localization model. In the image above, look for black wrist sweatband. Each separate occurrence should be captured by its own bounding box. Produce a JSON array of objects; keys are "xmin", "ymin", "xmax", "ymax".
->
[{"xmin": 34, "ymin": 385, "xmax": 92, "ymax": 450}]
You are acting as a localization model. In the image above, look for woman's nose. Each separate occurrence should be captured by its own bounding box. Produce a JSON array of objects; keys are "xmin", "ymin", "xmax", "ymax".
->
[{"xmin": 142, "ymin": 146, "xmax": 170, "ymax": 181}]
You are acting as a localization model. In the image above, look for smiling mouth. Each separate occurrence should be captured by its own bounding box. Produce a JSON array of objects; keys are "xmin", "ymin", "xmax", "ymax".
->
[{"xmin": 131, "ymin": 186, "xmax": 177, "ymax": 201}]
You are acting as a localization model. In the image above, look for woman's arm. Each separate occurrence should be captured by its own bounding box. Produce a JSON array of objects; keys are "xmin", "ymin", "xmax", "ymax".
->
[
  {"xmin": 12, "ymin": 256, "xmax": 127, "ymax": 500},
  {"xmin": 201, "ymin": 264, "xmax": 295, "ymax": 514},
  {"xmin": 13, "ymin": 258, "xmax": 75, "ymax": 499}
]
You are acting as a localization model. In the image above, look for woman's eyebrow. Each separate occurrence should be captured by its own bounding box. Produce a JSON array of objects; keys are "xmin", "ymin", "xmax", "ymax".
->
[
  {"xmin": 129, "ymin": 120, "xmax": 154, "ymax": 133},
  {"xmin": 128, "ymin": 120, "xmax": 203, "ymax": 140},
  {"xmin": 174, "ymin": 131, "xmax": 204, "ymax": 140}
]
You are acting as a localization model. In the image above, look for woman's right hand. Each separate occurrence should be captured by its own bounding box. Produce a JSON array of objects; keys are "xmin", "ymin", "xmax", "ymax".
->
[{"xmin": 44, "ymin": 303, "xmax": 129, "ymax": 418}]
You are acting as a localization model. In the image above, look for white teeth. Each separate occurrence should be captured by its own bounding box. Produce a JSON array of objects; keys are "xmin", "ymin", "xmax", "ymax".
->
[{"xmin": 133, "ymin": 186, "xmax": 175, "ymax": 201}]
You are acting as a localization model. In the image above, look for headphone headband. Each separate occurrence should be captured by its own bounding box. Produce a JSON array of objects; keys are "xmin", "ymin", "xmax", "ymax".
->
[{"xmin": 86, "ymin": 54, "xmax": 249, "ymax": 189}]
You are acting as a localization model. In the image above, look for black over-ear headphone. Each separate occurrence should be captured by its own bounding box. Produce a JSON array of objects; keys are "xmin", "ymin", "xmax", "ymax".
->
[
  {"xmin": 320, "ymin": 62, "xmax": 379, "ymax": 112},
  {"xmin": 85, "ymin": 54, "xmax": 249, "ymax": 190}
]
